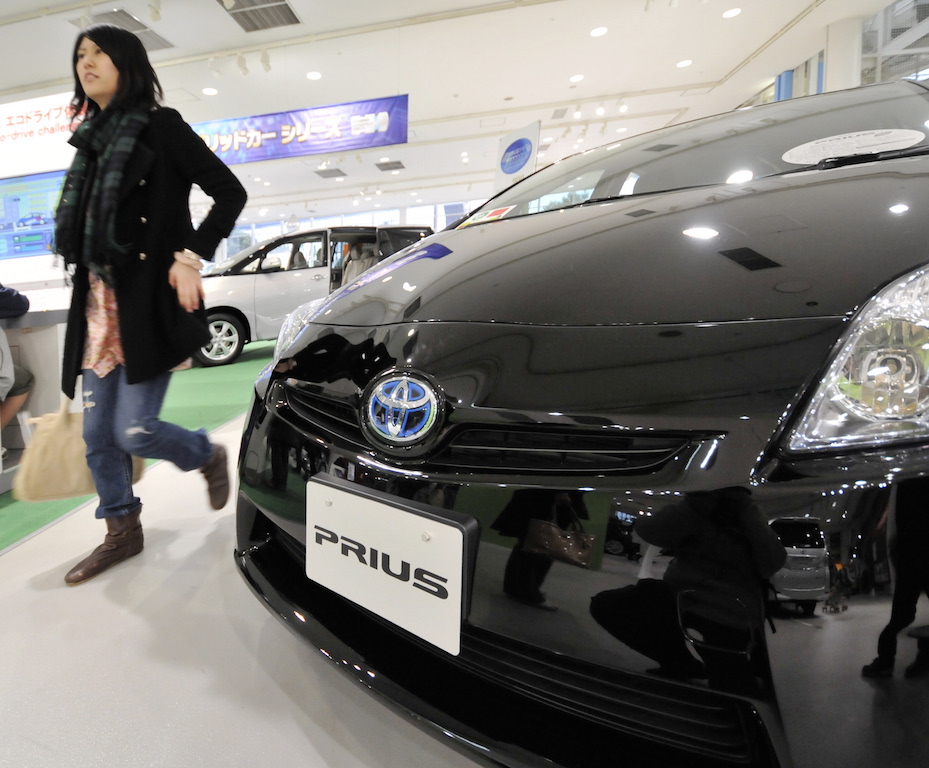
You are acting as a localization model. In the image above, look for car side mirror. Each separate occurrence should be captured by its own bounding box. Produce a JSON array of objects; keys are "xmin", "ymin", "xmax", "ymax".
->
[{"xmin": 262, "ymin": 255, "xmax": 283, "ymax": 272}]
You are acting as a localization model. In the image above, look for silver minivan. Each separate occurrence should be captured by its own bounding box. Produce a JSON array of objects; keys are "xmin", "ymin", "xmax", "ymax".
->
[
  {"xmin": 768, "ymin": 517, "xmax": 830, "ymax": 616},
  {"xmin": 197, "ymin": 225, "xmax": 432, "ymax": 366}
]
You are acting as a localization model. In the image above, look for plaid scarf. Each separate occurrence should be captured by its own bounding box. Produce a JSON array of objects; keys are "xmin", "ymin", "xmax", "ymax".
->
[{"xmin": 54, "ymin": 107, "xmax": 150, "ymax": 284}]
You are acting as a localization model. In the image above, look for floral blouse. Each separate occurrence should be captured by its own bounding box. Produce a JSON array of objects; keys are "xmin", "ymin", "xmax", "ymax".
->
[{"xmin": 82, "ymin": 272, "xmax": 124, "ymax": 378}]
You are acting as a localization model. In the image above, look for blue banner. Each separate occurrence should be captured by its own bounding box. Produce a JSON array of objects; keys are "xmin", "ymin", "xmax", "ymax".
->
[{"xmin": 191, "ymin": 94, "xmax": 408, "ymax": 166}]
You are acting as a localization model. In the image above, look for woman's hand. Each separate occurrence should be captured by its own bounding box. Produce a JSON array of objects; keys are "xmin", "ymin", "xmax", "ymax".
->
[{"xmin": 168, "ymin": 256, "xmax": 204, "ymax": 312}]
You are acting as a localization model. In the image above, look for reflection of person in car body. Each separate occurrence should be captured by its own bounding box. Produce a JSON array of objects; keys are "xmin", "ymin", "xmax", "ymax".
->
[
  {"xmin": 862, "ymin": 477, "xmax": 929, "ymax": 679},
  {"xmin": 492, "ymin": 489, "xmax": 589, "ymax": 611},
  {"xmin": 590, "ymin": 487, "xmax": 786, "ymax": 692}
]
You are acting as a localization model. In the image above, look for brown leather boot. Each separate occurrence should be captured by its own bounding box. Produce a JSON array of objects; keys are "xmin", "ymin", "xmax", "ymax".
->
[
  {"xmin": 200, "ymin": 443, "xmax": 229, "ymax": 510},
  {"xmin": 64, "ymin": 510, "xmax": 144, "ymax": 586}
]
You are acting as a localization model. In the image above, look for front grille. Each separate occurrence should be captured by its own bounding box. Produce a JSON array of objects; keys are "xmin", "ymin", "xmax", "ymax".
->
[
  {"xmin": 433, "ymin": 427, "xmax": 690, "ymax": 473},
  {"xmin": 272, "ymin": 526, "xmax": 771, "ymax": 765},
  {"xmin": 277, "ymin": 382, "xmax": 699, "ymax": 475}
]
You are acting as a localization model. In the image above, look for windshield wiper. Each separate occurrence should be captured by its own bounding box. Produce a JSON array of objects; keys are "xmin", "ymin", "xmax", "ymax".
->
[{"xmin": 775, "ymin": 144, "xmax": 929, "ymax": 175}]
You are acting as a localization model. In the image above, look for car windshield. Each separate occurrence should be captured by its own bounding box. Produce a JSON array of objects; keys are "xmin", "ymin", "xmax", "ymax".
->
[
  {"xmin": 201, "ymin": 239, "xmax": 270, "ymax": 275},
  {"xmin": 461, "ymin": 81, "xmax": 929, "ymax": 225},
  {"xmin": 770, "ymin": 521, "xmax": 826, "ymax": 549}
]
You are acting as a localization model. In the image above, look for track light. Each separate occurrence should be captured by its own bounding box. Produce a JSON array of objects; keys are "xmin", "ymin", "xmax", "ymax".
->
[
  {"xmin": 237, "ymin": 53, "xmax": 248, "ymax": 76},
  {"xmin": 260, "ymin": 50, "xmax": 271, "ymax": 72},
  {"xmin": 148, "ymin": 0, "xmax": 161, "ymax": 22},
  {"xmin": 223, "ymin": 0, "xmax": 236, "ymax": 9}
]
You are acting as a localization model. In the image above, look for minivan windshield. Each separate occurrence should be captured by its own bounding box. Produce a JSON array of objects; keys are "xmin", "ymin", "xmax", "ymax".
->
[{"xmin": 461, "ymin": 81, "xmax": 929, "ymax": 225}]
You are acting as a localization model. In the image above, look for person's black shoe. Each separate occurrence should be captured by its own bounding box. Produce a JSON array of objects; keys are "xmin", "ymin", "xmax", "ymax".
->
[
  {"xmin": 904, "ymin": 654, "xmax": 929, "ymax": 679},
  {"xmin": 861, "ymin": 657, "xmax": 894, "ymax": 678}
]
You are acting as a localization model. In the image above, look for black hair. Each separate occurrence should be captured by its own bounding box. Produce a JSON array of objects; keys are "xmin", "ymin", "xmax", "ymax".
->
[{"xmin": 69, "ymin": 23, "xmax": 163, "ymax": 122}]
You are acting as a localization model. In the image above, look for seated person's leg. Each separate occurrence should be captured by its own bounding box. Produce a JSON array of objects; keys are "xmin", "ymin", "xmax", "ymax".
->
[{"xmin": 0, "ymin": 363, "xmax": 34, "ymax": 430}]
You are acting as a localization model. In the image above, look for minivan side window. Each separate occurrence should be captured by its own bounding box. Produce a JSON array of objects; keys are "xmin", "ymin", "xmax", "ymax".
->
[{"xmin": 294, "ymin": 237, "xmax": 325, "ymax": 269}]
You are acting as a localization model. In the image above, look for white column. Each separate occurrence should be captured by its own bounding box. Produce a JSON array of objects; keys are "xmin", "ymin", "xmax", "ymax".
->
[{"xmin": 824, "ymin": 17, "xmax": 864, "ymax": 92}]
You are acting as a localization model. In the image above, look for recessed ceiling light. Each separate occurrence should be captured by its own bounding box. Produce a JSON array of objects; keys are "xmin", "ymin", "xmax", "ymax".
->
[
  {"xmin": 590, "ymin": 27, "xmax": 607, "ymax": 37},
  {"xmin": 616, "ymin": 127, "xmax": 628, "ymax": 133},
  {"xmin": 263, "ymin": 181, "xmax": 270, "ymax": 186},
  {"xmin": 306, "ymin": 71, "xmax": 322, "ymax": 80},
  {"xmin": 677, "ymin": 59, "xmax": 693, "ymax": 68},
  {"xmin": 416, "ymin": 199, "xmax": 422, "ymax": 203},
  {"xmin": 890, "ymin": 204, "xmax": 910, "ymax": 214},
  {"xmin": 722, "ymin": 8, "xmax": 742, "ymax": 19},
  {"xmin": 202, "ymin": 87, "xmax": 218, "ymax": 96},
  {"xmin": 391, "ymin": 170, "xmax": 400, "ymax": 175},
  {"xmin": 570, "ymin": 74, "xmax": 584, "ymax": 83},
  {"xmin": 335, "ymin": 177, "xmax": 344, "ymax": 182},
  {"xmin": 542, "ymin": 136, "xmax": 553, "ymax": 143}
]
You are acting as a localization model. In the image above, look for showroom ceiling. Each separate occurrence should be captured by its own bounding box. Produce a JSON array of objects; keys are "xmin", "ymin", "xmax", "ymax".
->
[{"xmin": 0, "ymin": 0, "xmax": 891, "ymax": 223}]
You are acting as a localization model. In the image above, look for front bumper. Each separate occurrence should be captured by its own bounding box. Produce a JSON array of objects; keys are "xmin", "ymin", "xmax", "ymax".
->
[{"xmin": 235, "ymin": 489, "xmax": 781, "ymax": 768}]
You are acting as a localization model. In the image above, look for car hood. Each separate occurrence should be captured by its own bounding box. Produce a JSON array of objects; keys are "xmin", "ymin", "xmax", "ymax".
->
[{"xmin": 312, "ymin": 157, "xmax": 929, "ymax": 328}]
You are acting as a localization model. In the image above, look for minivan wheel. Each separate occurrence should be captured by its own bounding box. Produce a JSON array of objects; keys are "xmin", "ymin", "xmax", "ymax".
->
[
  {"xmin": 604, "ymin": 539, "xmax": 625, "ymax": 556},
  {"xmin": 195, "ymin": 313, "xmax": 246, "ymax": 366}
]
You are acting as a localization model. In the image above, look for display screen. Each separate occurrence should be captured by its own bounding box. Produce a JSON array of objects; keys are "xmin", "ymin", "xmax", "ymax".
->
[{"xmin": 0, "ymin": 170, "xmax": 64, "ymax": 260}]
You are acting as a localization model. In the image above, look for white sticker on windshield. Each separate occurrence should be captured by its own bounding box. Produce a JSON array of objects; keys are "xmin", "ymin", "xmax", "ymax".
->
[{"xmin": 782, "ymin": 129, "xmax": 926, "ymax": 165}]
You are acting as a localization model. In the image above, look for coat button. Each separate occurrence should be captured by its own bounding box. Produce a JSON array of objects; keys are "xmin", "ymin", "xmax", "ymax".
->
[
  {"xmin": 139, "ymin": 253, "xmax": 147, "ymax": 260},
  {"xmin": 140, "ymin": 216, "xmax": 147, "ymax": 224},
  {"xmin": 139, "ymin": 179, "xmax": 147, "ymax": 186}
]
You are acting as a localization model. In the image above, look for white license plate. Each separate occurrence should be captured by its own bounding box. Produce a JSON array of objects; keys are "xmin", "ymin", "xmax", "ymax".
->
[{"xmin": 306, "ymin": 477, "xmax": 465, "ymax": 655}]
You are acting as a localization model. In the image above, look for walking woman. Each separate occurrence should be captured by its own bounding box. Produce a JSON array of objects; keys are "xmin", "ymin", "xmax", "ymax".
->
[{"xmin": 54, "ymin": 24, "xmax": 247, "ymax": 585}]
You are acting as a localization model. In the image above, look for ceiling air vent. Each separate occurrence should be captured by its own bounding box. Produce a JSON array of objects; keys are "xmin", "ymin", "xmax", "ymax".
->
[
  {"xmin": 376, "ymin": 161, "xmax": 405, "ymax": 171},
  {"xmin": 217, "ymin": 0, "xmax": 301, "ymax": 32},
  {"xmin": 719, "ymin": 247, "xmax": 782, "ymax": 271},
  {"xmin": 69, "ymin": 9, "xmax": 173, "ymax": 51},
  {"xmin": 551, "ymin": 107, "xmax": 568, "ymax": 119},
  {"xmin": 315, "ymin": 168, "xmax": 346, "ymax": 178}
]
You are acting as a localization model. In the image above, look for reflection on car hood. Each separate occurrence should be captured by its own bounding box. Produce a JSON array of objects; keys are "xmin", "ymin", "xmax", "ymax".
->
[{"xmin": 313, "ymin": 159, "xmax": 929, "ymax": 328}]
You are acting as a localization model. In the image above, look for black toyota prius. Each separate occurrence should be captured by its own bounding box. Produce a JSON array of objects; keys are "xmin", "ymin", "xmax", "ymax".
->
[{"xmin": 234, "ymin": 80, "xmax": 929, "ymax": 768}]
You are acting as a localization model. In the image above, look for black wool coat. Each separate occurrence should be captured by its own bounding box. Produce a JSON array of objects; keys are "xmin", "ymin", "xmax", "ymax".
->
[{"xmin": 61, "ymin": 107, "xmax": 247, "ymax": 398}]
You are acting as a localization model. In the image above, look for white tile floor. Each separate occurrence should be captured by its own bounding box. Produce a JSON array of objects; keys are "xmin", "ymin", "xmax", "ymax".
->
[{"xmin": 0, "ymin": 417, "xmax": 490, "ymax": 768}]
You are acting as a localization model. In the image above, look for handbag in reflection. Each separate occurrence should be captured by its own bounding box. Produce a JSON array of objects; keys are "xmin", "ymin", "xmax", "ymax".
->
[
  {"xmin": 522, "ymin": 513, "xmax": 597, "ymax": 568},
  {"xmin": 13, "ymin": 398, "xmax": 145, "ymax": 502}
]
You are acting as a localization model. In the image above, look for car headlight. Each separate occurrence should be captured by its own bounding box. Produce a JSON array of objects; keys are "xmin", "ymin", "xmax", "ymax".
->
[
  {"xmin": 788, "ymin": 264, "xmax": 929, "ymax": 451},
  {"xmin": 274, "ymin": 298, "xmax": 325, "ymax": 364}
]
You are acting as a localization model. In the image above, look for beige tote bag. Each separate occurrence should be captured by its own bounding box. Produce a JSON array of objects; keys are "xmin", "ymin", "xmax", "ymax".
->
[{"xmin": 13, "ymin": 398, "xmax": 144, "ymax": 502}]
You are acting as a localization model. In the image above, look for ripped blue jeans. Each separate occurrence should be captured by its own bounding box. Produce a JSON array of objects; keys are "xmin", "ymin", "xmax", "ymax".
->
[{"xmin": 82, "ymin": 367, "xmax": 212, "ymax": 519}]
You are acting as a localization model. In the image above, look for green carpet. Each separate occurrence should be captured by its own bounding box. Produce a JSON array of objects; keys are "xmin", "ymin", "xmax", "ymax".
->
[{"xmin": 0, "ymin": 341, "xmax": 274, "ymax": 553}]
